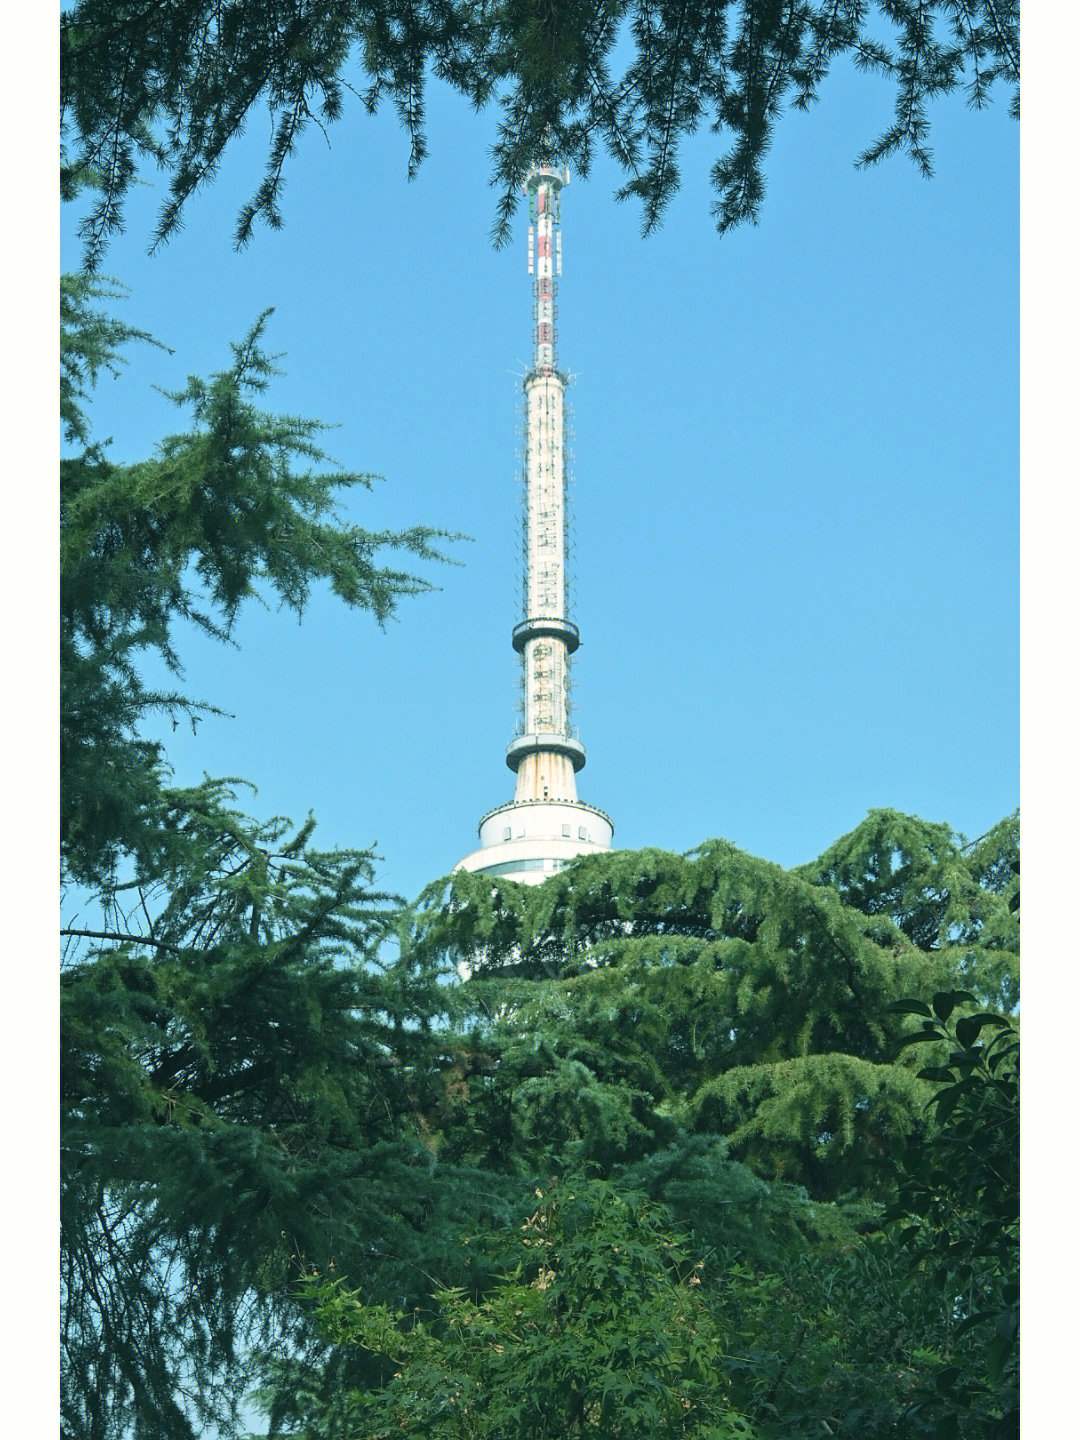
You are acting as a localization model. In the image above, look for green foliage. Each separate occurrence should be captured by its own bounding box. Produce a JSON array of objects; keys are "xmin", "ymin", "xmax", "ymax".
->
[
  {"xmin": 61, "ymin": 783, "xmax": 525, "ymax": 1440},
  {"xmin": 411, "ymin": 817, "xmax": 1015, "ymax": 1197},
  {"xmin": 61, "ymin": 1, "xmax": 1019, "ymax": 264},
  {"xmin": 692, "ymin": 1050, "xmax": 930, "ymax": 1189},
  {"xmin": 63, "ymin": 798, "xmax": 385, "ymax": 1436},
  {"xmin": 247, "ymin": 819, "xmax": 1014, "ymax": 1439},
  {"xmin": 59, "ymin": 275, "xmax": 465, "ymax": 1437},
  {"xmin": 884, "ymin": 995, "xmax": 1019, "ymax": 1438},
  {"xmin": 61, "ymin": 273, "xmax": 165, "ymax": 446},
  {"xmin": 796, "ymin": 808, "xmax": 1019, "ymax": 1009},
  {"xmin": 299, "ymin": 1177, "xmax": 755, "ymax": 1438},
  {"xmin": 717, "ymin": 1224, "xmax": 958, "ymax": 1439},
  {"xmin": 617, "ymin": 1132, "xmax": 841, "ymax": 1267},
  {"xmin": 61, "ymin": 275, "xmax": 450, "ymax": 888},
  {"xmin": 63, "ymin": 802, "xmax": 1018, "ymax": 1435}
]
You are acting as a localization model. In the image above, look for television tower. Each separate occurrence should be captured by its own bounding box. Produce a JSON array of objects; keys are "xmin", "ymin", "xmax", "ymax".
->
[{"xmin": 455, "ymin": 163, "xmax": 613, "ymax": 884}]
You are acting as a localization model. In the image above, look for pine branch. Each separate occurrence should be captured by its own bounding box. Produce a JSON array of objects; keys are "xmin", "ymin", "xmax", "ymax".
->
[{"xmin": 62, "ymin": 926, "xmax": 186, "ymax": 953}]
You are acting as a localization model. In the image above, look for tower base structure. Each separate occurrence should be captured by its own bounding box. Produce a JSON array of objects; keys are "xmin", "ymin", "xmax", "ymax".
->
[{"xmin": 455, "ymin": 796, "xmax": 613, "ymax": 885}]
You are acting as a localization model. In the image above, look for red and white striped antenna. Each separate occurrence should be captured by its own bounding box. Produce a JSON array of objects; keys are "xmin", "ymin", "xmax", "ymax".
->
[{"xmin": 525, "ymin": 163, "xmax": 569, "ymax": 372}]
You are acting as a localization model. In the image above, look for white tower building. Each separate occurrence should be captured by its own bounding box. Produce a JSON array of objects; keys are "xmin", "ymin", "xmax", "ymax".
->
[{"xmin": 455, "ymin": 164, "xmax": 613, "ymax": 885}]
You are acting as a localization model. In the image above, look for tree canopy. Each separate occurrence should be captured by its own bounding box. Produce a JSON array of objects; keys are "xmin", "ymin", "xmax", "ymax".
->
[
  {"xmin": 268, "ymin": 813, "xmax": 1018, "ymax": 1439},
  {"xmin": 62, "ymin": 0, "xmax": 1019, "ymax": 265},
  {"xmin": 407, "ymin": 815, "xmax": 1016, "ymax": 1193},
  {"xmin": 63, "ymin": 729, "xmax": 1019, "ymax": 1435}
]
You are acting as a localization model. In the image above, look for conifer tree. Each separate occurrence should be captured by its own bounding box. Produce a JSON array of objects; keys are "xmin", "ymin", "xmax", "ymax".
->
[
  {"xmin": 61, "ymin": 1, "xmax": 1019, "ymax": 266},
  {"xmin": 407, "ymin": 813, "xmax": 1016, "ymax": 1199},
  {"xmin": 795, "ymin": 808, "xmax": 1019, "ymax": 1009},
  {"xmin": 60, "ymin": 279, "xmax": 476, "ymax": 1439},
  {"xmin": 61, "ymin": 274, "xmax": 448, "ymax": 890},
  {"xmin": 61, "ymin": 791, "xmax": 519, "ymax": 1440}
]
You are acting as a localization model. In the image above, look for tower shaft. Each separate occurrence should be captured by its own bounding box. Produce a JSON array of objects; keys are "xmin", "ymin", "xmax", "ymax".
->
[
  {"xmin": 518, "ymin": 371, "xmax": 574, "ymax": 793},
  {"xmin": 512, "ymin": 165, "xmax": 579, "ymax": 801}
]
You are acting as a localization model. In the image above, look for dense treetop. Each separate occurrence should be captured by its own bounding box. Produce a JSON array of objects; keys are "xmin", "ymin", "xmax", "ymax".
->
[
  {"xmin": 63, "ymin": 798, "xmax": 1018, "ymax": 1437},
  {"xmin": 410, "ymin": 812, "xmax": 1017, "ymax": 1196}
]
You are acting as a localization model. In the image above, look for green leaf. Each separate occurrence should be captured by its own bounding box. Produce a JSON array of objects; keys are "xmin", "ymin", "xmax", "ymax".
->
[
  {"xmin": 888, "ymin": 999, "xmax": 933, "ymax": 1017},
  {"xmin": 932, "ymin": 991, "xmax": 975, "ymax": 1022},
  {"xmin": 934, "ymin": 1364, "xmax": 961, "ymax": 1395},
  {"xmin": 929, "ymin": 1085, "xmax": 965, "ymax": 1124},
  {"xmin": 898, "ymin": 1029, "xmax": 944, "ymax": 1048},
  {"xmin": 986, "ymin": 1329, "xmax": 1016, "ymax": 1385},
  {"xmin": 954, "ymin": 1016, "xmax": 983, "ymax": 1048},
  {"xmin": 931, "ymin": 993, "xmax": 956, "ymax": 1022},
  {"xmin": 969, "ymin": 1012, "xmax": 1013, "ymax": 1030}
]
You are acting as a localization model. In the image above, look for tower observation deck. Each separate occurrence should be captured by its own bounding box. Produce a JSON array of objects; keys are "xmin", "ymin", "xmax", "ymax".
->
[{"xmin": 455, "ymin": 163, "xmax": 613, "ymax": 885}]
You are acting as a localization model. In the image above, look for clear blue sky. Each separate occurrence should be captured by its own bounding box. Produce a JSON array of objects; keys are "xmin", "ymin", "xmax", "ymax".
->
[{"xmin": 61, "ymin": 54, "xmax": 1018, "ymax": 904}]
